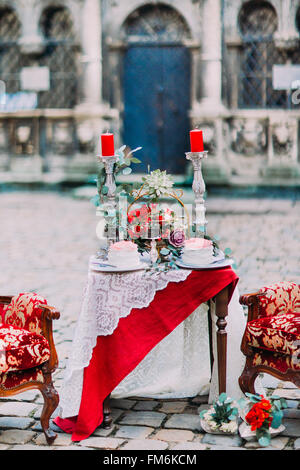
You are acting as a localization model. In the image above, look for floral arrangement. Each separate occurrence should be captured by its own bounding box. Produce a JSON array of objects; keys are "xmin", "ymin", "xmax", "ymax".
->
[
  {"xmin": 136, "ymin": 229, "xmax": 185, "ymax": 272},
  {"xmin": 93, "ymin": 158, "xmax": 225, "ymax": 270},
  {"xmin": 127, "ymin": 204, "xmax": 185, "ymax": 270},
  {"xmin": 127, "ymin": 204, "xmax": 176, "ymax": 239},
  {"xmin": 200, "ymin": 393, "xmax": 239, "ymax": 435},
  {"xmin": 126, "ymin": 169, "xmax": 188, "ymax": 270},
  {"xmin": 240, "ymin": 393, "xmax": 287, "ymax": 447}
]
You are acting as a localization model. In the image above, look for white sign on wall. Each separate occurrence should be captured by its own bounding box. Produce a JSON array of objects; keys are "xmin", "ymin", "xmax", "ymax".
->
[
  {"xmin": 272, "ymin": 65, "xmax": 300, "ymax": 90},
  {"xmin": 0, "ymin": 92, "xmax": 38, "ymax": 112},
  {"xmin": 20, "ymin": 66, "xmax": 50, "ymax": 91}
]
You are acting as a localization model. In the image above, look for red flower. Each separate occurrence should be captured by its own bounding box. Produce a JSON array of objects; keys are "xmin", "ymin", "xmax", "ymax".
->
[
  {"xmin": 259, "ymin": 399, "xmax": 272, "ymax": 411},
  {"xmin": 245, "ymin": 398, "xmax": 273, "ymax": 431}
]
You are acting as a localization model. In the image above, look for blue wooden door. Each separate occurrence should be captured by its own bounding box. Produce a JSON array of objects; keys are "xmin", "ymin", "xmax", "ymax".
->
[{"xmin": 123, "ymin": 46, "xmax": 191, "ymax": 174}]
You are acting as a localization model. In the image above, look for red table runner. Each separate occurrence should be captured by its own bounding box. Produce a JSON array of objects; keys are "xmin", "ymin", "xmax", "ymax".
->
[{"xmin": 55, "ymin": 267, "xmax": 238, "ymax": 441}]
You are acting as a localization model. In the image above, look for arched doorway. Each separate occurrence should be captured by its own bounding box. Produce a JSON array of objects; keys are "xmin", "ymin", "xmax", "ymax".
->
[{"xmin": 122, "ymin": 4, "xmax": 192, "ymax": 174}]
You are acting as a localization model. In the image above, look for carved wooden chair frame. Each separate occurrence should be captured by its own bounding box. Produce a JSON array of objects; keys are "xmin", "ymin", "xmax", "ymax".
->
[
  {"xmin": 0, "ymin": 296, "xmax": 60, "ymax": 445},
  {"xmin": 239, "ymin": 291, "xmax": 300, "ymax": 395}
]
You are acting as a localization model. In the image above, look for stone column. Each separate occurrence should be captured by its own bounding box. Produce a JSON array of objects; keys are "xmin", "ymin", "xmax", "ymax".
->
[
  {"xmin": 17, "ymin": 0, "xmax": 44, "ymax": 55},
  {"xmin": 198, "ymin": 0, "xmax": 224, "ymax": 112},
  {"xmin": 79, "ymin": 0, "xmax": 102, "ymax": 108},
  {"xmin": 274, "ymin": 0, "xmax": 299, "ymax": 50}
]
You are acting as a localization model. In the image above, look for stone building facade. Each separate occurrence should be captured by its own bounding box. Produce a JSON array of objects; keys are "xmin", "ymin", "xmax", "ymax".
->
[{"xmin": 0, "ymin": 0, "xmax": 300, "ymax": 185}]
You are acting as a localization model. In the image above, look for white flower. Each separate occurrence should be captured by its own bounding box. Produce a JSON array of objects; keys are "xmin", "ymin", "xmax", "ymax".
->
[
  {"xmin": 220, "ymin": 421, "xmax": 238, "ymax": 434},
  {"xmin": 143, "ymin": 170, "xmax": 174, "ymax": 198}
]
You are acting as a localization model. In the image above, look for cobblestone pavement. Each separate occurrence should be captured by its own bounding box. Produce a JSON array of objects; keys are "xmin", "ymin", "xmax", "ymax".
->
[{"xmin": 0, "ymin": 190, "xmax": 299, "ymax": 451}]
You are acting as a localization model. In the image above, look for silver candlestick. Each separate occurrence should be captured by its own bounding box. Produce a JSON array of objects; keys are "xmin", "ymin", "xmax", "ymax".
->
[
  {"xmin": 150, "ymin": 238, "xmax": 158, "ymax": 265},
  {"xmin": 98, "ymin": 154, "xmax": 117, "ymax": 245},
  {"xmin": 100, "ymin": 155, "xmax": 117, "ymax": 208},
  {"xmin": 185, "ymin": 151, "xmax": 208, "ymax": 237}
]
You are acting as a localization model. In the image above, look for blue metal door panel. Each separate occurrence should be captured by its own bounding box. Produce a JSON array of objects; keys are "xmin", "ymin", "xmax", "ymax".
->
[
  {"xmin": 161, "ymin": 47, "xmax": 191, "ymax": 174},
  {"xmin": 123, "ymin": 46, "xmax": 162, "ymax": 173},
  {"xmin": 123, "ymin": 45, "xmax": 190, "ymax": 174}
]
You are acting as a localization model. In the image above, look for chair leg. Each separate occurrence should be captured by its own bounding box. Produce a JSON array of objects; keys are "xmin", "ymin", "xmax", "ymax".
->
[
  {"xmin": 239, "ymin": 359, "xmax": 259, "ymax": 395},
  {"xmin": 40, "ymin": 378, "xmax": 59, "ymax": 445},
  {"xmin": 290, "ymin": 374, "xmax": 300, "ymax": 389},
  {"xmin": 103, "ymin": 394, "xmax": 112, "ymax": 429}
]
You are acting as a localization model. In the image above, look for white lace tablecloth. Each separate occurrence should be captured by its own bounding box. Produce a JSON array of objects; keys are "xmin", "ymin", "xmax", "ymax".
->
[
  {"xmin": 58, "ymin": 258, "xmax": 248, "ymax": 419},
  {"xmin": 59, "ymin": 259, "xmax": 192, "ymax": 418}
]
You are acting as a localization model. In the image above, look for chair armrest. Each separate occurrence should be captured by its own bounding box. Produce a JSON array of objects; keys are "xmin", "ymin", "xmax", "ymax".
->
[
  {"xmin": 40, "ymin": 305, "xmax": 60, "ymax": 322},
  {"xmin": 0, "ymin": 296, "xmax": 13, "ymax": 305},
  {"xmin": 239, "ymin": 292, "xmax": 260, "ymax": 322},
  {"xmin": 39, "ymin": 305, "xmax": 60, "ymax": 373}
]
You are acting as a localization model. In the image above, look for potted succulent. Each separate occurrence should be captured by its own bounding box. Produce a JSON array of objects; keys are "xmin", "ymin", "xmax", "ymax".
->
[{"xmin": 200, "ymin": 393, "xmax": 239, "ymax": 435}]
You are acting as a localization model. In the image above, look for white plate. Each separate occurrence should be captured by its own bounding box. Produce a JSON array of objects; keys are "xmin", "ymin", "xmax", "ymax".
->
[
  {"xmin": 90, "ymin": 260, "xmax": 147, "ymax": 273},
  {"xmin": 175, "ymin": 258, "xmax": 235, "ymax": 270}
]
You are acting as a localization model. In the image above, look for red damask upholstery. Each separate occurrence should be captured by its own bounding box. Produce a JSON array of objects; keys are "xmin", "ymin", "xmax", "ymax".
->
[
  {"xmin": 0, "ymin": 304, "xmax": 5, "ymax": 319},
  {"xmin": 245, "ymin": 312, "xmax": 300, "ymax": 356},
  {"xmin": 257, "ymin": 281, "xmax": 300, "ymax": 318},
  {"xmin": 0, "ymin": 367, "xmax": 45, "ymax": 389},
  {"xmin": 0, "ymin": 292, "xmax": 59, "ymax": 444},
  {"xmin": 251, "ymin": 350, "xmax": 300, "ymax": 374},
  {"xmin": 1, "ymin": 293, "xmax": 48, "ymax": 335},
  {"xmin": 239, "ymin": 282, "xmax": 300, "ymax": 395},
  {"xmin": 0, "ymin": 324, "xmax": 50, "ymax": 373}
]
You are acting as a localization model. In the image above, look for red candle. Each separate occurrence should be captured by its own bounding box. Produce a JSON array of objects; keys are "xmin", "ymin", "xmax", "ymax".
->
[
  {"xmin": 190, "ymin": 129, "xmax": 204, "ymax": 152},
  {"xmin": 101, "ymin": 133, "xmax": 115, "ymax": 157}
]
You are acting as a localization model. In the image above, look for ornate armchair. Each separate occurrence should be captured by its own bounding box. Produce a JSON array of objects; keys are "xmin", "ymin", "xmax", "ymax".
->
[
  {"xmin": 239, "ymin": 282, "xmax": 300, "ymax": 394},
  {"xmin": 0, "ymin": 293, "xmax": 60, "ymax": 444}
]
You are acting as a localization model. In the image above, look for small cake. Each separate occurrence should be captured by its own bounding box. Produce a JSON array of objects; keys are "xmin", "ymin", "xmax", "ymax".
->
[
  {"xmin": 181, "ymin": 238, "xmax": 215, "ymax": 265},
  {"xmin": 108, "ymin": 240, "xmax": 141, "ymax": 268}
]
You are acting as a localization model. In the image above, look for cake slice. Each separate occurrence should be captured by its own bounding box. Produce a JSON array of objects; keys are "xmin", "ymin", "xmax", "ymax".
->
[
  {"xmin": 181, "ymin": 238, "xmax": 215, "ymax": 265},
  {"xmin": 108, "ymin": 240, "xmax": 141, "ymax": 268}
]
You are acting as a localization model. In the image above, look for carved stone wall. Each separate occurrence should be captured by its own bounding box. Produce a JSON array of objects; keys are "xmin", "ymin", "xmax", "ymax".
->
[{"xmin": 0, "ymin": 0, "xmax": 299, "ymax": 185}]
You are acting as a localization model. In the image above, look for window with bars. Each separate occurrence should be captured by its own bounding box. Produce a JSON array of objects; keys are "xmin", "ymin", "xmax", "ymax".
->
[
  {"xmin": 39, "ymin": 6, "xmax": 78, "ymax": 109},
  {"xmin": 0, "ymin": 7, "xmax": 22, "ymax": 94},
  {"xmin": 238, "ymin": 1, "xmax": 300, "ymax": 109},
  {"xmin": 0, "ymin": 5, "xmax": 78, "ymax": 110}
]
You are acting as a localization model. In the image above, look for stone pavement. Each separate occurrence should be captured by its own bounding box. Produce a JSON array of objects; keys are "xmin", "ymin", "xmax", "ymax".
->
[{"xmin": 0, "ymin": 190, "xmax": 299, "ymax": 450}]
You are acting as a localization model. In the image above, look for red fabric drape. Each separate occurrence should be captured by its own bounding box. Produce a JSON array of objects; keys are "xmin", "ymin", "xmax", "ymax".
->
[{"xmin": 55, "ymin": 267, "xmax": 238, "ymax": 441}]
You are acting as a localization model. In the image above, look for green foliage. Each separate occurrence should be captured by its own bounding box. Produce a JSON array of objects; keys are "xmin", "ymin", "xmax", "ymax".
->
[
  {"xmin": 258, "ymin": 433, "xmax": 271, "ymax": 447},
  {"xmin": 134, "ymin": 237, "xmax": 183, "ymax": 273},
  {"xmin": 209, "ymin": 393, "xmax": 238, "ymax": 426},
  {"xmin": 93, "ymin": 145, "xmax": 142, "ymax": 211}
]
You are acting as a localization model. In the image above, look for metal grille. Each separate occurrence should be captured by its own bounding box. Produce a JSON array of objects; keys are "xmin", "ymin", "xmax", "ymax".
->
[
  {"xmin": 0, "ymin": 6, "xmax": 78, "ymax": 109},
  {"xmin": 124, "ymin": 4, "xmax": 191, "ymax": 43},
  {"xmin": 0, "ymin": 8, "xmax": 22, "ymax": 94},
  {"xmin": 39, "ymin": 6, "xmax": 78, "ymax": 109},
  {"xmin": 238, "ymin": 1, "xmax": 296, "ymax": 109}
]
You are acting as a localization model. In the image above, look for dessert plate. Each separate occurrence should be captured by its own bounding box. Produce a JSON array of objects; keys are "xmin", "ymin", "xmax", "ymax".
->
[
  {"xmin": 175, "ymin": 257, "xmax": 235, "ymax": 270},
  {"xmin": 90, "ymin": 259, "xmax": 146, "ymax": 273}
]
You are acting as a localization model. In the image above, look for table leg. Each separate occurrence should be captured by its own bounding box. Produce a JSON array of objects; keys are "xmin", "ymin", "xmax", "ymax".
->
[
  {"xmin": 103, "ymin": 394, "xmax": 112, "ymax": 429},
  {"xmin": 215, "ymin": 286, "xmax": 229, "ymax": 394}
]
